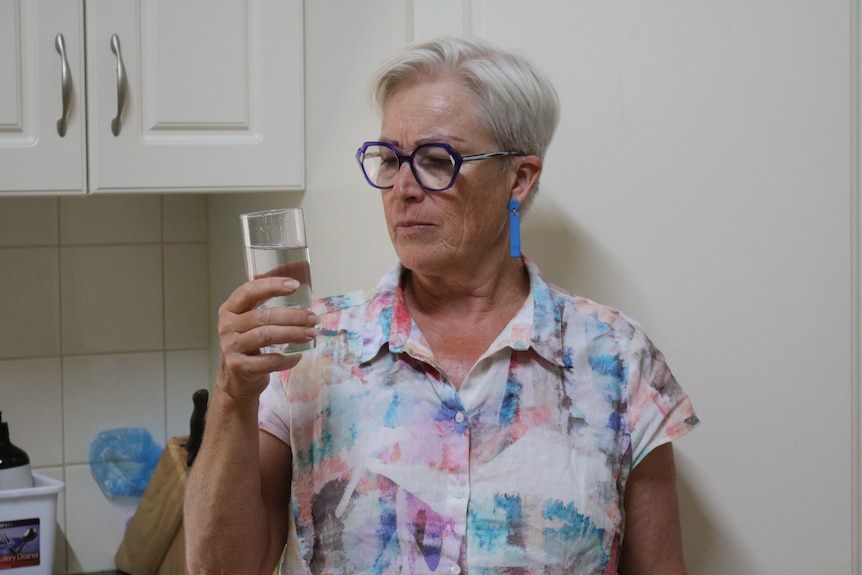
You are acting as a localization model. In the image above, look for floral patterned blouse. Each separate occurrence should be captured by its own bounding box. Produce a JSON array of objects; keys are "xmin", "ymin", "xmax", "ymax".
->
[{"xmin": 259, "ymin": 258, "xmax": 699, "ymax": 574}]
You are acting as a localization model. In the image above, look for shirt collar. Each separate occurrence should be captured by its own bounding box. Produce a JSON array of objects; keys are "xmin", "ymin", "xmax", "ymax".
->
[
  {"xmin": 359, "ymin": 258, "xmax": 566, "ymax": 368},
  {"xmin": 511, "ymin": 258, "xmax": 567, "ymax": 368}
]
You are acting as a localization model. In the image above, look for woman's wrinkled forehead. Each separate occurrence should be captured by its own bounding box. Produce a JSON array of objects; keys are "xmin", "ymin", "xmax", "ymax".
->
[
  {"xmin": 379, "ymin": 78, "xmax": 490, "ymax": 148},
  {"xmin": 377, "ymin": 70, "xmax": 464, "ymax": 111}
]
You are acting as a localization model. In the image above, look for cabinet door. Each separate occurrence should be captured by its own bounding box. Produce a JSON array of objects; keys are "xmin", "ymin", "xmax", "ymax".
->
[
  {"xmin": 86, "ymin": 0, "xmax": 304, "ymax": 193},
  {"xmin": 0, "ymin": 0, "xmax": 86, "ymax": 194}
]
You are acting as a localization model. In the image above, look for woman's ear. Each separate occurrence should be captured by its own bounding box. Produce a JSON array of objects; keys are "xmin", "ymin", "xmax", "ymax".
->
[{"xmin": 510, "ymin": 155, "xmax": 543, "ymax": 204}]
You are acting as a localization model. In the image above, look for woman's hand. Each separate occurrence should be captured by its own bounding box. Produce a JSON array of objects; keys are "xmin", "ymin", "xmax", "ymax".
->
[
  {"xmin": 217, "ymin": 277, "xmax": 318, "ymax": 400},
  {"xmin": 188, "ymin": 276, "xmax": 310, "ymax": 575}
]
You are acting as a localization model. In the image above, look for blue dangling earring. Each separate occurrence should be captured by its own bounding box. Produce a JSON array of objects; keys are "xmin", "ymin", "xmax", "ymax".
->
[{"xmin": 509, "ymin": 199, "xmax": 521, "ymax": 258}]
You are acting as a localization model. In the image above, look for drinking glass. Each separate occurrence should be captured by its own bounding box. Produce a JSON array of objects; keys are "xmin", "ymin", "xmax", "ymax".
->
[{"xmin": 240, "ymin": 208, "xmax": 314, "ymax": 354}]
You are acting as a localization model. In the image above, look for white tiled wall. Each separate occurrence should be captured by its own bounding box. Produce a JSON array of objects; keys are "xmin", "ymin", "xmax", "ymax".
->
[{"xmin": 0, "ymin": 195, "xmax": 212, "ymax": 573}]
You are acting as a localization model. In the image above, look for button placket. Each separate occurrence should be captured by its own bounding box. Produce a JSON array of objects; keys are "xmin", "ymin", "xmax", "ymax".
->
[{"xmin": 441, "ymin": 406, "xmax": 469, "ymax": 575}]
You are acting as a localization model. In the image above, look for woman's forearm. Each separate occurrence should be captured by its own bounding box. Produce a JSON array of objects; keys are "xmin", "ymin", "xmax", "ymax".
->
[{"xmin": 184, "ymin": 385, "xmax": 283, "ymax": 575}]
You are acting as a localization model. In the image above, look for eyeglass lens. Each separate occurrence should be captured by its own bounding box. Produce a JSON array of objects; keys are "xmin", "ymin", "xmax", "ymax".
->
[{"xmin": 361, "ymin": 144, "xmax": 457, "ymax": 191}]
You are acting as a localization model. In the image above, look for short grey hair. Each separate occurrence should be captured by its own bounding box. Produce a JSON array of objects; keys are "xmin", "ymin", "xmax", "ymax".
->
[{"xmin": 371, "ymin": 36, "xmax": 560, "ymax": 203}]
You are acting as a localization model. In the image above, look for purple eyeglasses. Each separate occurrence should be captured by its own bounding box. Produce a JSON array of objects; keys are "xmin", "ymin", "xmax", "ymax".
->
[{"xmin": 356, "ymin": 141, "xmax": 523, "ymax": 192}]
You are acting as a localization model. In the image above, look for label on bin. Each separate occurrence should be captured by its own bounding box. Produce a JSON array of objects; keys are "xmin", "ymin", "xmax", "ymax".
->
[{"xmin": 0, "ymin": 518, "xmax": 40, "ymax": 569}]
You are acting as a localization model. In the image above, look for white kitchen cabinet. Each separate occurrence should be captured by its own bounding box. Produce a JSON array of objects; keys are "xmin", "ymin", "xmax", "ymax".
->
[
  {"xmin": 0, "ymin": 0, "xmax": 304, "ymax": 195},
  {"xmin": 0, "ymin": 0, "xmax": 87, "ymax": 194}
]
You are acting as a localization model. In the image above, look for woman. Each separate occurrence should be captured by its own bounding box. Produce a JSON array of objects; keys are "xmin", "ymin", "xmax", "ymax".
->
[{"xmin": 186, "ymin": 36, "xmax": 698, "ymax": 574}]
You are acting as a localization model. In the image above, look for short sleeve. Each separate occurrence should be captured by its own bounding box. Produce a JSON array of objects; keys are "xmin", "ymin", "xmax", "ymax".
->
[
  {"xmin": 258, "ymin": 370, "xmax": 292, "ymax": 445},
  {"xmin": 626, "ymin": 326, "xmax": 699, "ymax": 467}
]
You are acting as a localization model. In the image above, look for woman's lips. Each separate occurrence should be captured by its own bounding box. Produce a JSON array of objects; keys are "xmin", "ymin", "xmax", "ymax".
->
[{"xmin": 396, "ymin": 221, "xmax": 435, "ymax": 236}]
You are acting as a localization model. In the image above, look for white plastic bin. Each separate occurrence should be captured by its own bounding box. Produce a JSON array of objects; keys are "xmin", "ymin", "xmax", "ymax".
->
[{"xmin": 0, "ymin": 473, "xmax": 64, "ymax": 575}]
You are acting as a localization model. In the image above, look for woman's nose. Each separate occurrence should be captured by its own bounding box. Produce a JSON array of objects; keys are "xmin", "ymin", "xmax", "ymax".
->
[{"xmin": 391, "ymin": 160, "xmax": 424, "ymax": 199}]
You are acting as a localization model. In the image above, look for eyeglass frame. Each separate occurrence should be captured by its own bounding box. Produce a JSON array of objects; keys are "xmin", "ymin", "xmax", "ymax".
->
[{"xmin": 356, "ymin": 141, "xmax": 525, "ymax": 192}]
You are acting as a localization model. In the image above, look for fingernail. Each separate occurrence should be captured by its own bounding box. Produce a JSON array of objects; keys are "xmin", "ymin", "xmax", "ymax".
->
[
  {"xmin": 304, "ymin": 327, "xmax": 317, "ymax": 339},
  {"xmin": 283, "ymin": 279, "xmax": 300, "ymax": 289},
  {"xmin": 307, "ymin": 313, "xmax": 320, "ymax": 324}
]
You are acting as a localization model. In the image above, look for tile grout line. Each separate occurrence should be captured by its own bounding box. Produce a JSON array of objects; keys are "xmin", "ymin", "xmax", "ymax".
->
[{"xmin": 55, "ymin": 195, "xmax": 71, "ymax": 574}]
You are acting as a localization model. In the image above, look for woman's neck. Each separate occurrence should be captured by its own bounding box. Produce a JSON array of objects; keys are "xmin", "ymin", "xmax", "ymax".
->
[{"xmin": 403, "ymin": 255, "xmax": 530, "ymax": 319}]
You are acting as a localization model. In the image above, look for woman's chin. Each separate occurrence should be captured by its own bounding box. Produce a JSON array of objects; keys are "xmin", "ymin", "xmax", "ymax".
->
[{"xmin": 394, "ymin": 247, "xmax": 449, "ymax": 274}]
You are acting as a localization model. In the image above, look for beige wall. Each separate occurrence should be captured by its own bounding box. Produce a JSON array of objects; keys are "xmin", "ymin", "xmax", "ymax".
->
[{"xmin": 287, "ymin": 2, "xmax": 858, "ymax": 573}]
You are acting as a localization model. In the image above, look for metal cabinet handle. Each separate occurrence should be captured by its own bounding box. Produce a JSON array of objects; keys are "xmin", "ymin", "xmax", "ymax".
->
[
  {"xmin": 110, "ymin": 33, "xmax": 126, "ymax": 136},
  {"xmin": 55, "ymin": 33, "xmax": 71, "ymax": 137}
]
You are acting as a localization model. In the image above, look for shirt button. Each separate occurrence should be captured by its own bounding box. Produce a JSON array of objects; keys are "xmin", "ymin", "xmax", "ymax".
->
[
  {"xmin": 453, "ymin": 487, "xmax": 465, "ymax": 499},
  {"xmin": 449, "ymin": 566, "xmax": 462, "ymax": 575},
  {"xmin": 454, "ymin": 411, "xmax": 465, "ymax": 423}
]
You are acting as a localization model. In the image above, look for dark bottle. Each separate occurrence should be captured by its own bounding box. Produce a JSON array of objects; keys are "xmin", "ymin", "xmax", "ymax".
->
[{"xmin": 0, "ymin": 412, "xmax": 33, "ymax": 490}]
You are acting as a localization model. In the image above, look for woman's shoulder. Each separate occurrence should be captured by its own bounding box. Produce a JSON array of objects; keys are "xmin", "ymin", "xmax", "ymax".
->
[
  {"xmin": 540, "ymin": 280, "xmax": 648, "ymax": 350},
  {"xmin": 311, "ymin": 284, "xmax": 377, "ymax": 317},
  {"xmin": 309, "ymin": 263, "xmax": 402, "ymax": 319}
]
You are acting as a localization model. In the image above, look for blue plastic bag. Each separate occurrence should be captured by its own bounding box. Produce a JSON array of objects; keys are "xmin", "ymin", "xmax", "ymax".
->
[{"xmin": 89, "ymin": 428, "xmax": 163, "ymax": 499}]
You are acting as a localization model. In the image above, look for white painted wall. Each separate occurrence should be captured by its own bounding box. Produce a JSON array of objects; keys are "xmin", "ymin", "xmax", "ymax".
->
[{"xmin": 209, "ymin": 1, "xmax": 860, "ymax": 572}]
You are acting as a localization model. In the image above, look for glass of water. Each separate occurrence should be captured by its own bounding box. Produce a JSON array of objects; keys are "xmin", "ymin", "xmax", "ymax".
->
[{"xmin": 240, "ymin": 208, "xmax": 314, "ymax": 355}]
